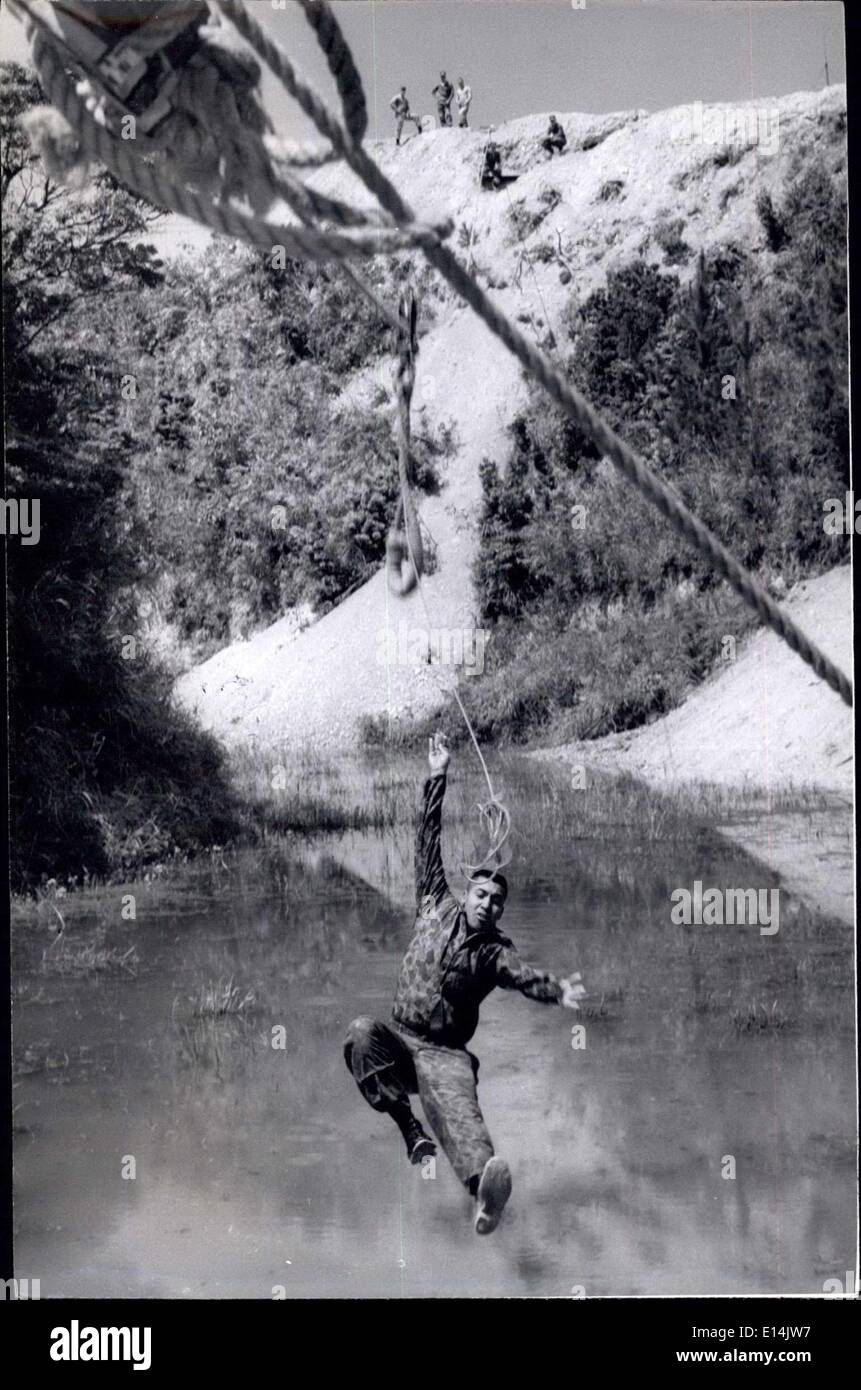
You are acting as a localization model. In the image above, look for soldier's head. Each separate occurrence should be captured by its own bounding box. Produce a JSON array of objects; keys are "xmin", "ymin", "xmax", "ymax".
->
[
  {"xmin": 458, "ymin": 76, "xmax": 465, "ymax": 86},
  {"xmin": 550, "ymin": 114, "xmax": 558, "ymax": 126},
  {"xmin": 401, "ymin": 85, "xmax": 406, "ymax": 94},
  {"xmin": 440, "ymin": 70, "xmax": 447, "ymax": 79},
  {"xmin": 464, "ymin": 869, "xmax": 508, "ymax": 930}
]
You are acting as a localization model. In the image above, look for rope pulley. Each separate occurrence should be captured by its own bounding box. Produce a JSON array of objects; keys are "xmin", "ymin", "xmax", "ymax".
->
[
  {"xmin": 9, "ymin": 0, "xmax": 210, "ymax": 135},
  {"xmin": 10, "ymin": 0, "xmax": 454, "ymax": 254}
]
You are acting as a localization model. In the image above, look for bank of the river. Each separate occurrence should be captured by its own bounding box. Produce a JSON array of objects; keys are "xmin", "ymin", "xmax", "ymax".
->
[{"xmin": 533, "ymin": 565, "xmax": 854, "ymax": 924}]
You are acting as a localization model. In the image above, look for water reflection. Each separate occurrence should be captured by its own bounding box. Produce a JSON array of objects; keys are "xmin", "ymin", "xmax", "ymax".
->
[{"xmin": 13, "ymin": 756, "xmax": 855, "ymax": 1296}]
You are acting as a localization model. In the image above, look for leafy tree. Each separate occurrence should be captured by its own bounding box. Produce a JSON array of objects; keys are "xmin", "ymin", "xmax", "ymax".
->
[
  {"xmin": 108, "ymin": 242, "xmax": 447, "ymax": 652},
  {"xmin": 475, "ymin": 429, "xmax": 547, "ymax": 624},
  {"xmin": 2, "ymin": 64, "xmax": 165, "ymax": 351},
  {"xmin": 3, "ymin": 60, "xmax": 239, "ymax": 886}
]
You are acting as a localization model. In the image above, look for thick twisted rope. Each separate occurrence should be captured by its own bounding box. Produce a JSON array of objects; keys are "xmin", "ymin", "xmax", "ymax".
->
[
  {"xmin": 255, "ymin": 0, "xmax": 852, "ymax": 709},
  {"xmin": 386, "ymin": 289, "xmax": 424, "ymax": 596},
  {"xmin": 398, "ymin": 467, "xmax": 513, "ymax": 879},
  {"xmin": 16, "ymin": 0, "xmax": 852, "ymax": 708},
  {"xmin": 293, "ymin": 0, "xmax": 367, "ymax": 143}
]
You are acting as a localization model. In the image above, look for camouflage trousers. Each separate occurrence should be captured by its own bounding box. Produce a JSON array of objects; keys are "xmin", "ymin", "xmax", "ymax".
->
[{"xmin": 344, "ymin": 1016, "xmax": 494, "ymax": 1189}]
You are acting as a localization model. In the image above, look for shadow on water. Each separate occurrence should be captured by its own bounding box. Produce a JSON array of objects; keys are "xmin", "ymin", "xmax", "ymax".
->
[{"xmin": 12, "ymin": 753, "xmax": 855, "ymax": 1296}]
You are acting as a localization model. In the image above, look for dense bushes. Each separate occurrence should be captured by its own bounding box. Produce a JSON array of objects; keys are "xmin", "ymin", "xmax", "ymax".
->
[
  {"xmin": 464, "ymin": 162, "xmax": 849, "ymax": 745},
  {"xmin": 113, "ymin": 243, "xmax": 449, "ymax": 655},
  {"xmin": 2, "ymin": 64, "xmax": 237, "ymax": 886},
  {"xmin": 4, "ymin": 306, "xmax": 242, "ymax": 889},
  {"xmin": 2, "ymin": 59, "xmax": 448, "ymax": 881}
]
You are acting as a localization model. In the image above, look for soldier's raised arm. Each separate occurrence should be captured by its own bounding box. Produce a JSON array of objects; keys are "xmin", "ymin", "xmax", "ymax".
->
[{"xmin": 415, "ymin": 733, "xmax": 451, "ymax": 911}]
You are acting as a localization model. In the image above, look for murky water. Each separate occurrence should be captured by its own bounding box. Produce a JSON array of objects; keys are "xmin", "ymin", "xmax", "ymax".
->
[{"xmin": 13, "ymin": 756, "xmax": 856, "ymax": 1297}]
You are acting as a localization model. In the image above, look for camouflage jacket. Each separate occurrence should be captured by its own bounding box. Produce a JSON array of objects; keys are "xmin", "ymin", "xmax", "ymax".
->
[{"xmin": 391, "ymin": 773, "xmax": 561, "ymax": 1046}]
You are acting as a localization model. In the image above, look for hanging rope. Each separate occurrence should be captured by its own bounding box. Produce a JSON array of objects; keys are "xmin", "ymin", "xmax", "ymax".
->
[
  {"xmin": 386, "ymin": 288, "xmax": 424, "ymax": 596},
  {"xmin": 385, "ymin": 300, "xmax": 511, "ymax": 875},
  {"xmin": 400, "ymin": 531, "xmax": 514, "ymax": 881},
  {"xmin": 11, "ymin": 0, "xmax": 853, "ymax": 709}
]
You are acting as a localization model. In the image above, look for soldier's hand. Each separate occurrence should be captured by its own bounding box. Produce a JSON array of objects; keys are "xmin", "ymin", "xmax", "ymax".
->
[
  {"xmin": 559, "ymin": 973, "xmax": 586, "ymax": 1011},
  {"xmin": 428, "ymin": 731, "xmax": 450, "ymax": 776}
]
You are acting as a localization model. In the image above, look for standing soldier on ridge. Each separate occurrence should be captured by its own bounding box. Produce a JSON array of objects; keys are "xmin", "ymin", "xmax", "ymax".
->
[
  {"xmin": 390, "ymin": 85, "xmax": 421, "ymax": 145},
  {"xmin": 456, "ymin": 76, "xmax": 472, "ymax": 128},
  {"xmin": 432, "ymin": 71, "xmax": 454, "ymax": 126}
]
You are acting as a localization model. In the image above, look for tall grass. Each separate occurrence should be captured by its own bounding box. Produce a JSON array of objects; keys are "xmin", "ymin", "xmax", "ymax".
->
[
  {"xmin": 189, "ymin": 979, "xmax": 256, "ymax": 1019},
  {"xmin": 228, "ymin": 743, "xmax": 415, "ymax": 835}
]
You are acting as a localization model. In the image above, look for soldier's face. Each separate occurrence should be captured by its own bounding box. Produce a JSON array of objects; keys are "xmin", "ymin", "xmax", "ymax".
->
[{"xmin": 464, "ymin": 878, "xmax": 506, "ymax": 930}]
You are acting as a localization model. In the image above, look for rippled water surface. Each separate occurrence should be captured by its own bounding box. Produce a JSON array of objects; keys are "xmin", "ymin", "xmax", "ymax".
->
[{"xmin": 13, "ymin": 756, "xmax": 856, "ymax": 1296}]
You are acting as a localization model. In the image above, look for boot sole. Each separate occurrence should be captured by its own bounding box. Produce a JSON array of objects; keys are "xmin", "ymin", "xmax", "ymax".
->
[
  {"xmin": 474, "ymin": 1157, "xmax": 512, "ymax": 1234},
  {"xmin": 409, "ymin": 1137, "xmax": 437, "ymax": 1165}
]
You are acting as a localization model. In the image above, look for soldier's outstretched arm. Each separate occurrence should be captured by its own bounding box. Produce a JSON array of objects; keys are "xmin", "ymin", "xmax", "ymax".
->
[
  {"xmin": 493, "ymin": 948, "xmax": 586, "ymax": 1010},
  {"xmin": 493, "ymin": 946, "xmax": 562, "ymax": 1003}
]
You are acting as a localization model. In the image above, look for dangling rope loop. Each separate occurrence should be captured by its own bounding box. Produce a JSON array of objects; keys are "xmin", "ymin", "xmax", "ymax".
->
[{"xmin": 461, "ymin": 795, "xmax": 513, "ymax": 883}]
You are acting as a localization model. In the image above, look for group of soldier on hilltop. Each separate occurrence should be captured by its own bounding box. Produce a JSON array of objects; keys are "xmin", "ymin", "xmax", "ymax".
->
[
  {"xmin": 390, "ymin": 72, "xmax": 471, "ymax": 143},
  {"xmin": 389, "ymin": 76, "xmax": 567, "ymax": 191}
]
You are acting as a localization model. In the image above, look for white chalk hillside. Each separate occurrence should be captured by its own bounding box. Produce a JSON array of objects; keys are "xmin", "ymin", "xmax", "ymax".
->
[
  {"xmin": 174, "ymin": 85, "xmax": 849, "ymax": 773},
  {"xmin": 539, "ymin": 564, "xmax": 853, "ymax": 796}
]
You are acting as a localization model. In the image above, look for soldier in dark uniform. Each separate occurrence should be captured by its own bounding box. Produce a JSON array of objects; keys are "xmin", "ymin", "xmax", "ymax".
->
[
  {"xmin": 481, "ymin": 138, "xmax": 504, "ymax": 189},
  {"xmin": 432, "ymin": 71, "xmax": 454, "ymax": 126},
  {"xmin": 541, "ymin": 114, "xmax": 567, "ymax": 157},
  {"xmin": 344, "ymin": 734, "xmax": 585, "ymax": 1234}
]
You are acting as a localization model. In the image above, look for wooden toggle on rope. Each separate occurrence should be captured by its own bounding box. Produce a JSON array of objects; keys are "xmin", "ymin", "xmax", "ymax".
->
[{"xmin": 11, "ymin": 0, "xmax": 853, "ymax": 709}]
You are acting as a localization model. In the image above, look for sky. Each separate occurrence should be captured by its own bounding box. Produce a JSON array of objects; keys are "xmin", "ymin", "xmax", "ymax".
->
[
  {"xmin": 0, "ymin": 0, "xmax": 845, "ymax": 254},
  {"xmin": 0, "ymin": 1, "xmax": 847, "ymax": 142}
]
